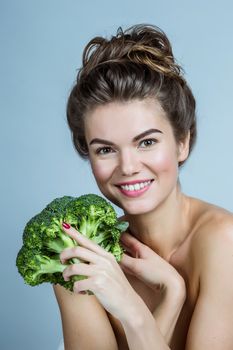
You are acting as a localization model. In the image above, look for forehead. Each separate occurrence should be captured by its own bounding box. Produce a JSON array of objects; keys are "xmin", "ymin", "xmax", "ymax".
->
[{"xmin": 84, "ymin": 98, "xmax": 171, "ymax": 141}]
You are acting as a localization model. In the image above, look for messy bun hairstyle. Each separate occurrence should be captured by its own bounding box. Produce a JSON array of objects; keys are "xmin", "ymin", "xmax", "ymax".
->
[{"xmin": 67, "ymin": 24, "xmax": 197, "ymax": 166}]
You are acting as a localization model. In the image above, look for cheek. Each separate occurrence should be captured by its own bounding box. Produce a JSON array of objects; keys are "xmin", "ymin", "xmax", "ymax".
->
[
  {"xmin": 90, "ymin": 161, "xmax": 112, "ymax": 184},
  {"xmin": 150, "ymin": 147, "xmax": 178, "ymax": 175}
]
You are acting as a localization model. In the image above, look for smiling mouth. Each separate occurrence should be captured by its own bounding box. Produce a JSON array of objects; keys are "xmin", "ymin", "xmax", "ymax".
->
[
  {"xmin": 117, "ymin": 180, "xmax": 153, "ymax": 191},
  {"xmin": 115, "ymin": 179, "xmax": 154, "ymax": 197}
]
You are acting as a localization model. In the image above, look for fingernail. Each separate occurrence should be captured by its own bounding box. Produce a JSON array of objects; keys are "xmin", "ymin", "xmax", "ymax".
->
[{"xmin": 62, "ymin": 222, "xmax": 70, "ymax": 229}]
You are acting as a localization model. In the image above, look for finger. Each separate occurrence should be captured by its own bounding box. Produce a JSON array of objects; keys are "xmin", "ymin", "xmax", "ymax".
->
[
  {"xmin": 60, "ymin": 246, "xmax": 100, "ymax": 265},
  {"xmin": 120, "ymin": 244, "xmax": 134, "ymax": 257},
  {"xmin": 61, "ymin": 222, "xmax": 109, "ymax": 257},
  {"xmin": 120, "ymin": 232, "xmax": 147, "ymax": 258},
  {"xmin": 119, "ymin": 253, "xmax": 140, "ymax": 273},
  {"xmin": 63, "ymin": 262, "xmax": 95, "ymax": 281},
  {"xmin": 73, "ymin": 277, "xmax": 94, "ymax": 294},
  {"xmin": 119, "ymin": 261, "xmax": 135, "ymax": 276}
]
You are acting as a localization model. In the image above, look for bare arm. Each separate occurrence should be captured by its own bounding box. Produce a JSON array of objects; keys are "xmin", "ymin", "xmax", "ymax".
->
[
  {"xmin": 153, "ymin": 279, "xmax": 186, "ymax": 345},
  {"xmin": 120, "ymin": 295, "xmax": 170, "ymax": 350},
  {"xmin": 53, "ymin": 284, "xmax": 118, "ymax": 350},
  {"xmin": 118, "ymin": 279, "xmax": 186, "ymax": 350}
]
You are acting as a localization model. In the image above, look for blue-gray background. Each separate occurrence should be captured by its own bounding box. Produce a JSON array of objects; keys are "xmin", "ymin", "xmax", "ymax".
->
[{"xmin": 1, "ymin": 0, "xmax": 232, "ymax": 349}]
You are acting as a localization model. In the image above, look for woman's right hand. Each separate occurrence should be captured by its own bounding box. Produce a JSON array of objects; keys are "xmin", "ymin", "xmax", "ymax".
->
[{"xmin": 60, "ymin": 224, "xmax": 149, "ymax": 322}]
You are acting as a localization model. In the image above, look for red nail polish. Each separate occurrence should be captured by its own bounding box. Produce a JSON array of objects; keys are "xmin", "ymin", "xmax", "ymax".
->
[{"xmin": 62, "ymin": 222, "xmax": 70, "ymax": 229}]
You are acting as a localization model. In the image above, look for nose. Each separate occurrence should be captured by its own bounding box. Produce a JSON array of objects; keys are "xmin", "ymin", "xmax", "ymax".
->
[{"xmin": 119, "ymin": 149, "xmax": 141, "ymax": 176}]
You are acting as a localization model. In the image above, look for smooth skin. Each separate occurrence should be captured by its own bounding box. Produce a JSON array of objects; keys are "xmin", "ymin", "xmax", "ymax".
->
[{"xmin": 54, "ymin": 98, "xmax": 233, "ymax": 349}]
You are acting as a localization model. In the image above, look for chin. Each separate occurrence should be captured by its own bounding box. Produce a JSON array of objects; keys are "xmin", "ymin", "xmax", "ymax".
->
[
  {"xmin": 121, "ymin": 200, "xmax": 159, "ymax": 216},
  {"xmin": 99, "ymin": 187, "xmax": 166, "ymax": 216}
]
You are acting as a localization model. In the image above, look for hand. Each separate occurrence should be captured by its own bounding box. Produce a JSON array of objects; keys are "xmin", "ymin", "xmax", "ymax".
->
[
  {"xmin": 60, "ymin": 224, "xmax": 141, "ymax": 320},
  {"xmin": 119, "ymin": 232, "xmax": 186, "ymax": 297}
]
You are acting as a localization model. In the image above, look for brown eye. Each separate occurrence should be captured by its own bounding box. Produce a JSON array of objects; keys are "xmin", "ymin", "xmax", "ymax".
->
[
  {"xmin": 139, "ymin": 138, "xmax": 157, "ymax": 148},
  {"xmin": 96, "ymin": 147, "xmax": 114, "ymax": 155}
]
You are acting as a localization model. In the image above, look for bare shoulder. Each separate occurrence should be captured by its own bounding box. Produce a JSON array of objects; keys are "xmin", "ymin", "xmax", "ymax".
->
[
  {"xmin": 53, "ymin": 284, "xmax": 118, "ymax": 350},
  {"xmin": 189, "ymin": 197, "xmax": 233, "ymax": 267},
  {"xmin": 184, "ymin": 199, "xmax": 233, "ymax": 348}
]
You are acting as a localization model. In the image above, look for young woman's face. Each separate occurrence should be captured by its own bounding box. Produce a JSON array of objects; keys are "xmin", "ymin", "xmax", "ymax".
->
[{"xmin": 84, "ymin": 98, "xmax": 188, "ymax": 215}]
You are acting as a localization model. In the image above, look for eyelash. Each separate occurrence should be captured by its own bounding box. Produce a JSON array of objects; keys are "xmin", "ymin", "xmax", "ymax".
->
[
  {"xmin": 95, "ymin": 138, "xmax": 158, "ymax": 155},
  {"xmin": 95, "ymin": 146, "xmax": 112, "ymax": 155},
  {"xmin": 139, "ymin": 139, "xmax": 158, "ymax": 148}
]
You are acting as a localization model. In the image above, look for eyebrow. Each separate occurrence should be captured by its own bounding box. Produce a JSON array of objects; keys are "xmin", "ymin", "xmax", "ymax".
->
[{"xmin": 89, "ymin": 128, "xmax": 163, "ymax": 146}]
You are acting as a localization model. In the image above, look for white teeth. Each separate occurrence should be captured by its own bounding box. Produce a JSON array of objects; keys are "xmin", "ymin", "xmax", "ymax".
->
[{"xmin": 120, "ymin": 180, "xmax": 152, "ymax": 191}]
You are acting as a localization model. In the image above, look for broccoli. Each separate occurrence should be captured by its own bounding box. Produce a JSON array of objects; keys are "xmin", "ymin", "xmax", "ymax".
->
[{"xmin": 16, "ymin": 194, "xmax": 128, "ymax": 292}]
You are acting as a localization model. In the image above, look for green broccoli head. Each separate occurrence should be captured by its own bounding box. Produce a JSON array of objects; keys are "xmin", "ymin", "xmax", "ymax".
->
[{"xmin": 16, "ymin": 194, "xmax": 128, "ymax": 291}]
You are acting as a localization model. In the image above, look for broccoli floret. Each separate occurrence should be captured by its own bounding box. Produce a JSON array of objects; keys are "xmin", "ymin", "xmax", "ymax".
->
[
  {"xmin": 16, "ymin": 194, "xmax": 128, "ymax": 292},
  {"xmin": 65, "ymin": 194, "xmax": 117, "ymax": 237},
  {"xmin": 44, "ymin": 195, "xmax": 74, "ymax": 214},
  {"xmin": 16, "ymin": 246, "xmax": 67, "ymax": 286},
  {"xmin": 22, "ymin": 208, "xmax": 77, "ymax": 255}
]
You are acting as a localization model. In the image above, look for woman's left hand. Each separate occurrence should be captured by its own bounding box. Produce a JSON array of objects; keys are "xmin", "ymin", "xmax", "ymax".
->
[
  {"xmin": 60, "ymin": 224, "xmax": 141, "ymax": 320},
  {"xmin": 119, "ymin": 232, "xmax": 186, "ymax": 298}
]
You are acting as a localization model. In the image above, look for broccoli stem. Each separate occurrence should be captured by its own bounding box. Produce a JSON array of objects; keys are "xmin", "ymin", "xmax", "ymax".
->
[
  {"xmin": 78, "ymin": 217, "xmax": 102, "ymax": 238},
  {"xmin": 35, "ymin": 256, "xmax": 67, "ymax": 276},
  {"xmin": 45, "ymin": 230, "xmax": 76, "ymax": 253}
]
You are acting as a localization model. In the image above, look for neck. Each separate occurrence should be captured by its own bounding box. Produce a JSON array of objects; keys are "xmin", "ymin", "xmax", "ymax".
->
[{"xmin": 124, "ymin": 185, "xmax": 191, "ymax": 262}]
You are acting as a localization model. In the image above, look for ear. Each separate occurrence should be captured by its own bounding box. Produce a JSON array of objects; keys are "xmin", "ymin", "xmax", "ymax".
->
[{"xmin": 177, "ymin": 131, "xmax": 190, "ymax": 163}]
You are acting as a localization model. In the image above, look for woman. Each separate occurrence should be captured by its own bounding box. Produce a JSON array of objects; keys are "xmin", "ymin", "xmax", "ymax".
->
[{"xmin": 54, "ymin": 24, "xmax": 233, "ymax": 349}]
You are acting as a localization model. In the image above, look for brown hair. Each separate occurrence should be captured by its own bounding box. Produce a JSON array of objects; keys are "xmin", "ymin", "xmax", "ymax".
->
[{"xmin": 66, "ymin": 24, "xmax": 197, "ymax": 166}]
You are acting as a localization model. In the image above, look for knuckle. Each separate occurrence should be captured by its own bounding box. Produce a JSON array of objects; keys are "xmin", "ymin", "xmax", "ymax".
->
[
  {"xmin": 69, "ymin": 263, "xmax": 78, "ymax": 274},
  {"xmin": 59, "ymin": 252, "xmax": 65, "ymax": 262},
  {"xmin": 129, "ymin": 241, "xmax": 138, "ymax": 251},
  {"xmin": 108, "ymin": 252, "xmax": 116, "ymax": 261},
  {"xmin": 71, "ymin": 246, "xmax": 80, "ymax": 255},
  {"xmin": 133, "ymin": 242, "xmax": 140, "ymax": 250},
  {"xmin": 102, "ymin": 250, "xmax": 113, "ymax": 260},
  {"xmin": 92, "ymin": 275, "xmax": 100, "ymax": 287},
  {"xmin": 100, "ymin": 269, "xmax": 109, "ymax": 280},
  {"xmin": 104, "ymin": 256, "xmax": 115, "ymax": 269},
  {"xmin": 73, "ymin": 281, "xmax": 81, "ymax": 293},
  {"xmin": 92, "ymin": 273, "xmax": 107, "ymax": 289},
  {"xmin": 107, "ymin": 252, "xmax": 117, "ymax": 263},
  {"xmin": 133, "ymin": 260, "xmax": 143, "ymax": 273}
]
